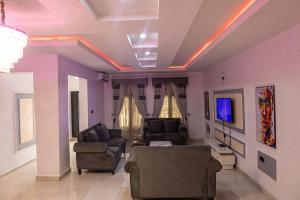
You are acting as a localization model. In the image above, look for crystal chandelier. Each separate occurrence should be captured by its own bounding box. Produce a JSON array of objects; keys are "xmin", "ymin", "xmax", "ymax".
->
[{"xmin": 0, "ymin": 0, "xmax": 27, "ymax": 73}]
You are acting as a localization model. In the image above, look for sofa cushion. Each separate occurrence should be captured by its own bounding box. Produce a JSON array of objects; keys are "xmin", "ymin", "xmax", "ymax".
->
[
  {"xmin": 94, "ymin": 124, "xmax": 110, "ymax": 142},
  {"xmin": 101, "ymin": 124, "xmax": 111, "ymax": 140},
  {"xmin": 108, "ymin": 146, "xmax": 123, "ymax": 159},
  {"xmin": 84, "ymin": 130, "xmax": 99, "ymax": 142},
  {"xmin": 165, "ymin": 133, "xmax": 180, "ymax": 140},
  {"xmin": 108, "ymin": 138, "xmax": 125, "ymax": 148},
  {"xmin": 163, "ymin": 119, "xmax": 179, "ymax": 133},
  {"xmin": 149, "ymin": 120, "xmax": 164, "ymax": 133},
  {"xmin": 145, "ymin": 133, "xmax": 166, "ymax": 141}
]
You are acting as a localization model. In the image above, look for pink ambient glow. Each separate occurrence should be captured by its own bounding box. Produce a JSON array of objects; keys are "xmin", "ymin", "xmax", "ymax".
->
[
  {"xmin": 29, "ymin": 35, "xmax": 132, "ymax": 71},
  {"xmin": 169, "ymin": 0, "xmax": 256, "ymax": 70},
  {"xmin": 28, "ymin": 0, "xmax": 257, "ymax": 72}
]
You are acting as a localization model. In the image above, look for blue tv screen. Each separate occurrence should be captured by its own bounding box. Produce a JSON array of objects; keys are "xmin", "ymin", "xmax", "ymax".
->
[{"xmin": 216, "ymin": 98, "xmax": 233, "ymax": 123}]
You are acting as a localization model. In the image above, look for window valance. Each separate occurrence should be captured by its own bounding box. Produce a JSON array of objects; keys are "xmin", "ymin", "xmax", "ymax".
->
[
  {"xmin": 152, "ymin": 77, "xmax": 188, "ymax": 87},
  {"xmin": 112, "ymin": 78, "xmax": 148, "ymax": 89}
]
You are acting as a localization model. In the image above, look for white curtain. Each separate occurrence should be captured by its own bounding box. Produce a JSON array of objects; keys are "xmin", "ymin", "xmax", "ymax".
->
[
  {"xmin": 131, "ymin": 84, "xmax": 147, "ymax": 137},
  {"xmin": 118, "ymin": 84, "xmax": 144, "ymax": 140},
  {"xmin": 153, "ymin": 83, "xmax": 166, "ymax": 118},
  {"xmin": 112, "ymin": 84, "xmax": 125, "ymax": 128},
  {"xmin": 171, "ymin": 83, "xmax": 188, "ymax": 125}
]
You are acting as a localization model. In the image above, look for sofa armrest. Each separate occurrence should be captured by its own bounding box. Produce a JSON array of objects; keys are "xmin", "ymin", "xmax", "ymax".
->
[
  {"xmin": 209, "ymin": 158, "xmax": 222, "ymax": 172},
  {"xmin": 73, "ymin": 142, "xmax": 108, "ymax": 153},
  {"xmin": 124, "ymin": 151, "xmax": 138, "ymax": 173},
  {"xmin": 143, "ymin": 123, "xmax": 150, "ymax": 134},
  {"xmin": 108, "ymin": 129, "xmax": 122, "ymax": 139},
  {"xmin": 207, "ymin": 158, "xmax": 222, "ymax": 198},
  {"xmin": 124, "ymin": 150, "xmax": 140, "ymax": 198},
  {"xmin": 179, "ymin": 126, "xmax": 188, "ymax": 137}
]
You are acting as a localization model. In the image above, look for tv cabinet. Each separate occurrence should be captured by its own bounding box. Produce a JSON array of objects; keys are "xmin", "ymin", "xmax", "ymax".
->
[{"xmin": 205, "ymin": 138, "xmax": 236, "ymax": 170}]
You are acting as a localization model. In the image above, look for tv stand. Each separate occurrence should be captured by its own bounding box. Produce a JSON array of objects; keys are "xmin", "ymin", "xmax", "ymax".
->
[{"xmin": 205, "ymin": 138, "xmax": 236, "ymax": 170}]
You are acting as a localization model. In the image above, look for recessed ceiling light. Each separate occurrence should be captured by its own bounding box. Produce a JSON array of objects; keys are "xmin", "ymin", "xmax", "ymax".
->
[
  {"xmin": 140, "ymin": 33, "xmax": 147, "ymax": 39},
  {"xmin": 127, "ymin": 32, "xmax": 158, "ymax": 48},
  {"xmin": 145, "ymin": 51, "xmax": 150, "ymax": 55},
  {"xmin": 139, "ymin": 61, "xmax": 157, "ymax": 68}
]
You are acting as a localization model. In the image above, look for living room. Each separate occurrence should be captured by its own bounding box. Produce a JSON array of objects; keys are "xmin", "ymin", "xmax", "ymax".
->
[{"xmin": 1, "ymin": 0, "xmax": 300, "ymax": 200}]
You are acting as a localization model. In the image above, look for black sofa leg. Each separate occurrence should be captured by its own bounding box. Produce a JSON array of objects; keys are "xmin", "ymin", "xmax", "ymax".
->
[
  {"xmin": 78, "ymin": 169, "xmax": 82, "ymax": 175},
  {"xmin": 112, "ymin": 170, "xmax": 115, "ymax": 175}
]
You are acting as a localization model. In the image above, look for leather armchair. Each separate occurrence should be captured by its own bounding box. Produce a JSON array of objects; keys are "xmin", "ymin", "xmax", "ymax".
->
[{"xmin": 143, "ymin": 118, "xmax": 188, "ymax": 145}]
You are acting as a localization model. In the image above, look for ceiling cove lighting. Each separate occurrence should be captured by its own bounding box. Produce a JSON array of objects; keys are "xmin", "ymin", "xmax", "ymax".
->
[
  {"xmin": 29, "ymin": 35, "xmax": 132, "ymax": 71},
  {"xmin": 169, "ymin": 0, "xmax": 256, "ymax": 70},
  {"xmin": 0, "ymin": 0, "xmax": 27, "ymax": 73}
]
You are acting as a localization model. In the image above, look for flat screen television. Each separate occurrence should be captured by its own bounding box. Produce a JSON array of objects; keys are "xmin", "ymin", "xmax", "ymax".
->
[{"xmin": 216, "ymin": 98, "xmax": 233, "ymax": 123}]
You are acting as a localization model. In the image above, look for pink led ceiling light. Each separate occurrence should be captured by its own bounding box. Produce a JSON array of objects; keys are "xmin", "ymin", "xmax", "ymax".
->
[{"xmin": 0, "ymin": 0, "xmax": 27, "ymax": 73}]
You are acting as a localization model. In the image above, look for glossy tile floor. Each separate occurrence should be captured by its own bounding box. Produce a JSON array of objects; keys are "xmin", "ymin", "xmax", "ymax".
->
[{"xmin": 0, "ymin": 144, "xmax": 272, "ymax": 200}]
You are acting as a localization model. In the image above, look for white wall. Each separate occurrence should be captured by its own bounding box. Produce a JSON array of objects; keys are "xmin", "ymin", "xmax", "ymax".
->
[
  {"xmin": 0, "ymin": 73, "xmax": 36, "ymax": 176},
  {"xmin": 68, "ymin": 75, "xmax": 79, "ymax": 138},
  {"xmin": 103, "ymin": 72, "xmax": 205, "ymax": 138},
  {"xmin": 203, "ymin": 22, "xmax": 300, "ymax": 200},
  {"xmin": 67, "ymin": 75, "xmax": 89, "ymax": 139},
  {"xmin": 78, "ymin": 78, "xmax": 88, "ymax": 131}
]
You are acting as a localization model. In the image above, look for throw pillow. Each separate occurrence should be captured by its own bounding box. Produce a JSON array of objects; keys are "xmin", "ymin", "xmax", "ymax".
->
[
  {"xmin": 97, "ymin": 124, "xmax": 110, "ymax": 142},
  {"xmin": 85, "ymin": 130, "xmax": 99, "ymax": 142},
  {"xmin": 94, "ymin": 126, "xmax": 105, "ymax": 141},
  {"xmin": 163, "ymin": 119, "xmax": 179, "ymax": 133},
  {"xmin": 149, "ymin": 120, "xmax": 164, "ymax": 133}
]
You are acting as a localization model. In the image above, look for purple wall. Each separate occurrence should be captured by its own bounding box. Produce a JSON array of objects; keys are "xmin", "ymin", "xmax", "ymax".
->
[
  {"xmin": 203, "ymin": 22, "xmax": 300, "ymax": 199},
  {"xmin": 58, "ymin": 56, "xmax": 104, "ymax": 126},
  {"xmin": 58, "ymin": 56, "xmax": 104, "ymax": 173},
  {"xmin": 13, "ymin": 54, "xmax": 105, "ymax": 176}
]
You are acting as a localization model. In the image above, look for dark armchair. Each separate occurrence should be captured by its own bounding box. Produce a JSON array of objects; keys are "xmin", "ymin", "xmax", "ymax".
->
[{"xmin": 143, "ymin": 118, "xmax": 188, "ymax": 145}]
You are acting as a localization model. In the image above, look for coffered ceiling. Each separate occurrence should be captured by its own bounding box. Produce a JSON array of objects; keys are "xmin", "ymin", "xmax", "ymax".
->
[{"xmin": 5, "ymin": 0, "xmax": 300, "ymax": 73}]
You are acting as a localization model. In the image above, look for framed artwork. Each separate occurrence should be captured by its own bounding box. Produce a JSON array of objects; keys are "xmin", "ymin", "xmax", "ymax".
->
[
  {"xmin": 256, "ymin": 86, "xmax": 276, "ymax": 148},
  {"xmin": 204, "ymin": 91, "xmax": 210, "ymax": 120}
]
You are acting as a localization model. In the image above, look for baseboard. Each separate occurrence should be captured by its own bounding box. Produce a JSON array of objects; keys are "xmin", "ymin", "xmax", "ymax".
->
[
  {"xmin": 236, "ymin": 168, "xmax": 277, "ymax": 200},
  {"xmin": 36, "ymin": 168, "xmax": 71, "ymax": 181},
  {"xmin": 0, "ymin": 159, "xmax": 36, "ymax": 177}
]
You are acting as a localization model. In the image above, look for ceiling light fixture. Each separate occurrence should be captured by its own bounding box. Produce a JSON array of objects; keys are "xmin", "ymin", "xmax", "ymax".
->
[
  {"xmin": 139, "ymin": 33, "xmax": 147, "ymax": 39},
  {"xmin": 145, "ymin": 51, "xmax": 150, "ymax": 55},
  {"xmin": 0, "ymin": 0, "xmax": 27, "ymax": 73}
]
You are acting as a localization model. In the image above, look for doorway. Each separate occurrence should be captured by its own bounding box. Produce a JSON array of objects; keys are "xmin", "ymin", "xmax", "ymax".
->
[{"xmin": 67, "ymin": 75, "xmax": 88, "ymax": 140}]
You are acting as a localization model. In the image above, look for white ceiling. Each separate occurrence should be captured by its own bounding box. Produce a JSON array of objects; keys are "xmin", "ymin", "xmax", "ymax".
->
[
  {"xmin": 4, "ymin": 0, "xmax": 300, "ymax": 73},
  {"xmin": 82, "ymin": 0, "xmax": 159, "ymax": 21}
]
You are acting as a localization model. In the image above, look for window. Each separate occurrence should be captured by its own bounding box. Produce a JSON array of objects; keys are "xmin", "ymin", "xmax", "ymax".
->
[
  {"xmin": 119, "ymin": 95, "xmax": 142, "ymax": 137},
  {"xmin": 16, "ymin": 94, "xmax": 35, "ymax": 150},
  {"xmin": 159, "ymin": 95, "xmax": 182, "ymax": 119}
]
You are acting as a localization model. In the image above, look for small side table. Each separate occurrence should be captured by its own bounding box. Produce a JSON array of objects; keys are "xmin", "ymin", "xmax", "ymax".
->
[
  {"xmin": 131, "ymin": 136, "xmax": 146, "ymax": 146},
  {"xmin": 205, "ymin": 138, "xmax": 236, "ymax": 170}
]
